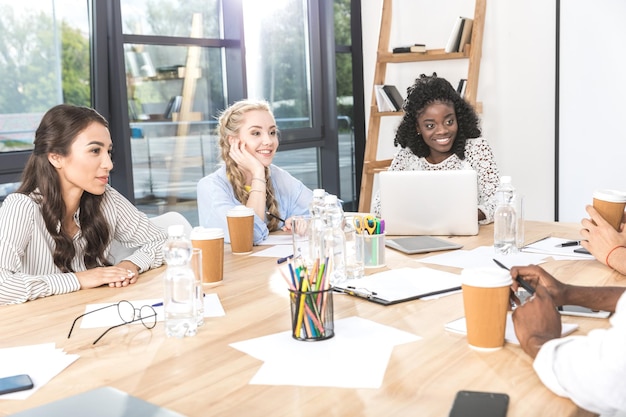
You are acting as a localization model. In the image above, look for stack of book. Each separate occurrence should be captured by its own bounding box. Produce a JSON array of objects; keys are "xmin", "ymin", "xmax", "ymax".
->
[
  {"xmin": 456, "ymin": 79, "xmax": 467, "ymax": 98},
  {"xmin": 374, "ymin": 85, "xmax": 404, "ymax": 112},
  {"xmin": 444, "ymin": 16, "xmax": 473, "ymax": 53},
  {"xmin": 163, "ymin": 96, "xmax": 182, "ymax": 119},
  {"xmin": 392, "ymin": 44, "xmax": 426, "ymax": 54}
]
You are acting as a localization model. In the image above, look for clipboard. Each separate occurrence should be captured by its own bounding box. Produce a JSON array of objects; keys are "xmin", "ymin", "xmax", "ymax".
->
[{"xmin": 333, "ymin": 267, "xmax": 462, "ymax": 306}]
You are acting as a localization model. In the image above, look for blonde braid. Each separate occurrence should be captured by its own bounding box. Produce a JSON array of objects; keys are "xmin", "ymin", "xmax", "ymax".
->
[{"xmin": 265, "ymin": 167, "xmax": 281, "ymax": 231}]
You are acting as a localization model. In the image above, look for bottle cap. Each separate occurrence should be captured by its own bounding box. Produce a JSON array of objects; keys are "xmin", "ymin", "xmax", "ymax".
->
[
  {"xmin": 167, "ymin": 224, "xmax": 185, "ymax": 237},
  {"xmin": 324, "ymin": 194, "xmax": 338, "ymax": 205}
]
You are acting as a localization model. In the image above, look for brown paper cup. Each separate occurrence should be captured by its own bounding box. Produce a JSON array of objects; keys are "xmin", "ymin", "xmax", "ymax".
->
[
  {"xmin": 461, "ymin": 268, "xmax": 512, "ymax": 351},
  {"xmin": 593, "ymin": 189, "xmax": 626, "ymax": 231},
  {"xmin": 227, "ymin": 205, "xmax": 255, "ymax": 255},
  {"xmin": 190, "ymin": 227, "xmax": 224, "ymax": 285}
]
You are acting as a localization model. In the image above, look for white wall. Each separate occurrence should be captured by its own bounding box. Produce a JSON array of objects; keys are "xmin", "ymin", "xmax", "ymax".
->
[
  {"xmin": 558, "ymin": 0, "xmax": 626, "ymax": 223},
  {"xmin": 362, "ymin": 0, "xmax": 556, "ymax": 221}
]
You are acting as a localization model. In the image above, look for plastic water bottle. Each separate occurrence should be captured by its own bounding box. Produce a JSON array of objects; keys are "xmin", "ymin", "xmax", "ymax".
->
[
  {"xmin": 307, "ymin": 189, "xmax": 326, "ymax": 262},
  {"xmin": 309, "ymin": 188, "xmax": 326, "ymax": 218},
  {"xmin": 162, "ymin": 224, "xmax": 197, "ymax": 338},
  {"xmin": 321, "ymin": 194, "xmax": 346, "ymax": 285},
  {"xmin": 494, "ymin": 176, "xmax": 517, "ymax": 255}
]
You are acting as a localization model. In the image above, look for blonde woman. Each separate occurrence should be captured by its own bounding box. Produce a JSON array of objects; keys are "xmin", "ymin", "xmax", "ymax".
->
[{"xmin": 197, "ymin": 100, "xmax": 313, "ymax": 244}]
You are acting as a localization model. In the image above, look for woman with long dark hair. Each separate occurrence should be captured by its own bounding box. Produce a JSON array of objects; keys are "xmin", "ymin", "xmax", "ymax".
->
[{"xmin": 0, "ymin": 104, "xmax": 166, "ymax": 304}]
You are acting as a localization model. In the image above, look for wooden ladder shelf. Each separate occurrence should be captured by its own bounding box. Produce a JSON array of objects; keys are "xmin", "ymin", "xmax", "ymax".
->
[{"xmin": 358, "ymin": 0, "xmax": 486, "ymax": 212}]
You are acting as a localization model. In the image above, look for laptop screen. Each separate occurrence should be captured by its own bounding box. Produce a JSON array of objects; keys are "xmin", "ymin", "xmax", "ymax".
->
[{"xmin": 378, "ymin": 170, "xmax": 479, "ymax": 236}]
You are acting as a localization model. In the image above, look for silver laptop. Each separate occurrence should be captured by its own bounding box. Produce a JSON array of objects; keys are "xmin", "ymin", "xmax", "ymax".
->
[
  {"xmin": 378, "ymin": 170, "xmax": 479, "ymax": 236},
  {"xmin": 10, "ymin": 386, "xmax": 186, "ymax": 417}
]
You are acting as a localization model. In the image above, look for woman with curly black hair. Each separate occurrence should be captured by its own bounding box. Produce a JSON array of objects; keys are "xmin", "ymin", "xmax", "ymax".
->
[{"xmin": 373, "ymin": 73, "xmax": 500, "ymax": 223}]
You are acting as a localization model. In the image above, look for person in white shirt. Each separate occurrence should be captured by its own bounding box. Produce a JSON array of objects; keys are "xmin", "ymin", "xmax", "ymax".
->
[
  {"xmin": 371, "ymin": 73, "xmax": 500, "ymax": 222},
  {"xmin": 510, "ymin": 264, "xmax": 626, "ymax": 416},
  {"xmin": 0, "ymin": 104, "xmax": 166, "ymax": 305}
]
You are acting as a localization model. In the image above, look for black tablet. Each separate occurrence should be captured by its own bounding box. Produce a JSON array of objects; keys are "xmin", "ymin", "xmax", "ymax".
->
[{"xmin": 385, "ymin": 236, "xmax": 463, "ymax": 254}]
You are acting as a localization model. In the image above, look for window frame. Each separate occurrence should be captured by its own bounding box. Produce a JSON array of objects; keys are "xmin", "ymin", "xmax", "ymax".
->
[{"xmin": 0, "ymin": 0, "xmax": 365, "ymax": 207}]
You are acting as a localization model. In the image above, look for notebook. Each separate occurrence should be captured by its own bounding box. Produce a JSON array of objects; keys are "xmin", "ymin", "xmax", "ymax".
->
[
  {"xmin": 10, "ymin": 386, "xmax": 186, "ymax": 417},
  {"xmin": 378, "ymin": 170, "xmax": 479, "ymax": 236},
  {"xmin": 445, "ymin": 313, "xmax": 579, "ymax": 345}
]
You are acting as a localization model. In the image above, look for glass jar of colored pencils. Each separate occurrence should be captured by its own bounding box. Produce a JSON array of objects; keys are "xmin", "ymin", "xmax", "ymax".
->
[{"xmin": 288, "ymin": 287, "xmax": 334, "ymax": 341}]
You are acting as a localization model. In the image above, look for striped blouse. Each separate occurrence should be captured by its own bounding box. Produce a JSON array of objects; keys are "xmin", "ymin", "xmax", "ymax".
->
[{"xmin": 0, "ymin": 186, "xmax": 167, "ymax": 305}]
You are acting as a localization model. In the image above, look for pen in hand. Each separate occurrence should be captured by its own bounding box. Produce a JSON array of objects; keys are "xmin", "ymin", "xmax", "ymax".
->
[
  {"xmin": 556, "ymin": 240, "xmax": 580, "ymax": 247},
  {"xmin": 266, "ymin": 211, "xmax": 286, "ymax": 223},
  {"xmin": 492, "ymin": 258, "xmax": 535, "ymax": 295}
]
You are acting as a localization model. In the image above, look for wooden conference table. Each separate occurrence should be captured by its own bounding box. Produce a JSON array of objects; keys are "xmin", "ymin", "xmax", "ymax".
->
[{"xmin": 1, "ymin": 221, "xmax": 624, "ymax": 417}]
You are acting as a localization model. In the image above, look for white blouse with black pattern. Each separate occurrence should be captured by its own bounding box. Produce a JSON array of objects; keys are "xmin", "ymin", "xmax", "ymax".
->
[{"xmin": 373, "ymin": 137, "xmax": 500, "ymax": 224}]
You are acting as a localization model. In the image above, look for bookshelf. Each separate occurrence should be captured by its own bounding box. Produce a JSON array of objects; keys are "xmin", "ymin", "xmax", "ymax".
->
[{"xmin": 358, "ymin": 0, "xmax": 486, "ymax": 212}]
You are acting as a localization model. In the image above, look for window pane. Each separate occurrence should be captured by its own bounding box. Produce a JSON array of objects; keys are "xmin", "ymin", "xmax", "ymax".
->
[
  {"xmin": 336, "ymin": 53, "xmax": 356, "ymax": 209},
  {"xmin": 126, "ymin": 44, "xmax": 225, "ymax": 122},
  {"xmin": 272, "ymin": 148, "xmax": 319, "ymax": 190},
  {"xmin": 334, "ymin": 0, "xmax": 352, "ymax": 46},
  {"xmin": 121, "ymin": 0, "xmax": 221, "ymax": 38},
  {"xmin": 0, "ymin": 1, "xmax": 90, "ymax": 153},
  {"xmin": 126, "ymin": 44, "xmax": 225, "ymax": 225},
  {"xmin": 243, "ymin": 0, "xmax": 312, "ymax": 130},
  {"xmin": 0, "ymin": 182, "xmax": 20, "ymax": 201}
]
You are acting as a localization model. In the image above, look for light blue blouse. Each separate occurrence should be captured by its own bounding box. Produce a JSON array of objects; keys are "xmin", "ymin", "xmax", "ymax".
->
[{"xmin": 197, "ymin": 165, "xmax": 313, "ymax": 244}]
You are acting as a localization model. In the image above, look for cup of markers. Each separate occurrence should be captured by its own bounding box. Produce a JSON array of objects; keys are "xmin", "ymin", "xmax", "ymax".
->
[
  {"xmin": 352, "ymin": 215, "xmax": 386, "ymax": 268},
  {"xmin": 279, "ymin": 257, "xmax": 334, "ymax": 341}
]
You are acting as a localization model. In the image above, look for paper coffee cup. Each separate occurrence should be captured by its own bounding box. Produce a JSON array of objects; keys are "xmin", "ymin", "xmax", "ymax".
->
[
  {"xmin": 226, "ymin": 205, "xmax": 255, "ymax": 255},
  {"xmin": 593, "ymin": 189, "xmax": 626, "ymax": 231},
  {"xmin": 190, "ymin": 227, "xmax": 224, "ymax": 285},
  {"xmin": 461, "ymin": 267, "xmax": 512, "ymax": 351}
]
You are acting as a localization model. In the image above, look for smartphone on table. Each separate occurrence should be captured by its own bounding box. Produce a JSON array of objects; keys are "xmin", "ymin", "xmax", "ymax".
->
[
  {"xmin": 0, "ymin": 374, "xmax": 34, "ymax": 395},
  {"xmin": 449, "ymin": 390, "xmax": 509, "ymax": 417}
]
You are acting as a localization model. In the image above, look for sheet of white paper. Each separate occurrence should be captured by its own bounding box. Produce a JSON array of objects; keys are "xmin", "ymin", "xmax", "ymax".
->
[
  {"xmin": 337, "ymin": 267, "xmax": 463, "ymax": 302},
  {"xmin": 521, "ymin": 237, "xmax": 595, "ymax": 260},
  {"xmin": 444, "ymin": 313, "xmax": 579, "ymax": 345},
  {"xmin": 80, "ymin": 294, "xmax": 225, "ymax": 328},
  {"xmin": 251, "ymin": 245, "xmax": 292, "ymax": 258},
  {"xmin": 203, "ymin": 293, "xmax": 226, "ymax": 317},
  {"xmin": 417, "ymin": 246, "xmax": 548, "ymax": 269},
  {"xmin": 259, "ymin": 234, "xmax": 293, "ymax": 245},
  {"xmin": 229, "ymin": 316, "xmax": 421, "ymax": 388},
  {"xmin": 0, "ymin": 343, "xmax": 79, "ymax": 400}
]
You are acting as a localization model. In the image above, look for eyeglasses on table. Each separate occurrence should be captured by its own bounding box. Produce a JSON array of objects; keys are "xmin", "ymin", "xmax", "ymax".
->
[{"xmin": 67, "ymin": 300, "xmax": 157, "ymax": 345}]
